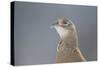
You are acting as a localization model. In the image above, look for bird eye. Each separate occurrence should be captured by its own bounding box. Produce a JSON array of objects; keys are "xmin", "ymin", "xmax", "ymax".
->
[
  {"xmin": 63, "ymin": 21, "xmax": 67, "ymax": 24},
  {"xmin": 63, "ymin": 18, "xmax": 69, "ymax": 24}
]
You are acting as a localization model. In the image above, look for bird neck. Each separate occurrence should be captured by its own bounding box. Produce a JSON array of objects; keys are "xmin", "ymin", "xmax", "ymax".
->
[{"xmin": 61, "ymin": 29, "xmax": 78, "ymax": 49}]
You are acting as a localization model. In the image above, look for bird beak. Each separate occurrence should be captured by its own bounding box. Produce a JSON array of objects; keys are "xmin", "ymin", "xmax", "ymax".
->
[
  {"xmin": 50, "ymin": 22, "xmax": 57, "ymax": 29},
  {"xmin": 50, "ymin": 26, "xmax": 54, "ymax": 29},
  {"xmin": 52, "ymin": 22, "xmax": 58, "ymax": 26}
]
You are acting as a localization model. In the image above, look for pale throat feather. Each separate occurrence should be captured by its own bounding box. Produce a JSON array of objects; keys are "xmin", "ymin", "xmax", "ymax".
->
[
  {"xmin": 55, "ymin": 26, "xmax": 69, "ymax": 39},
  {"xmin": 54, "ymin": 25, "xmax": 78, "ymax": 48}
]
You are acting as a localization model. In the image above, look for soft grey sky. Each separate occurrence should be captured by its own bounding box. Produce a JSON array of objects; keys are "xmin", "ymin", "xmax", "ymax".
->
[{"xmin": 14, "ymin": 1, "xmax": 97, "ymax": 65}]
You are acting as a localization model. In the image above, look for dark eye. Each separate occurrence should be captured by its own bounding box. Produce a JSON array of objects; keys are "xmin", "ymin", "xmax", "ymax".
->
[
  {"xmin": 63, "ymin": 21, "xmax": 67, "ymax": 24},
  {"xmin": 63, "ymin": 18, "xmax": 69, "ymax": 24}
]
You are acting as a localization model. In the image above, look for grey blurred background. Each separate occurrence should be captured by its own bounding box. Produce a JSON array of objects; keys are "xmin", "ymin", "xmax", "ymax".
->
[{"xmin": 14, "ymin": 1, "xmax": 97, "ymax": 65}]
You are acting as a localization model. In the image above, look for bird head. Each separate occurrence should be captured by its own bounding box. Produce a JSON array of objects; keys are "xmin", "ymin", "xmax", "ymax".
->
[{"xmin": 51, "ymin": 17, "xmax": 75, "ymax": 39}]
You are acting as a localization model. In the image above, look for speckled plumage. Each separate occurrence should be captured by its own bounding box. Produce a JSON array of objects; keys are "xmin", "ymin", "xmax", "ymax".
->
[{"xmin": 53, "ymin": 17, "xmax": 86, "ymax": 63}]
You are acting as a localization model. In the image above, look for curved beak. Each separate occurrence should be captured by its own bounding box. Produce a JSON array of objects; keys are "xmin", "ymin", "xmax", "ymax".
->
[
  {"xmin": 50, "ymin": 25, "xmax": 54, "ymax": 29},
  {"xmin": 50, "ymin": 22, "xmax": 57, "ymax": 29}
]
